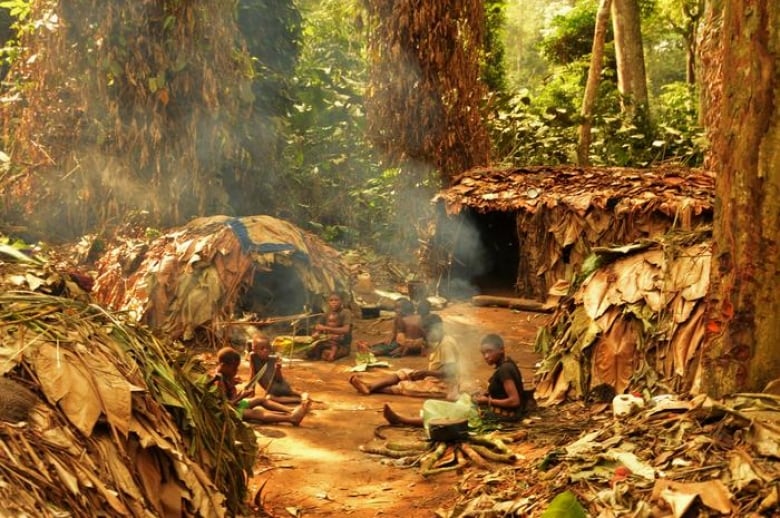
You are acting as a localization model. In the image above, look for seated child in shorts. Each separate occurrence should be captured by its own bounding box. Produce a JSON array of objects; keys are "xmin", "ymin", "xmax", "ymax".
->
[
  {"xmin": 349, "ymin": 314, "xmax": 459, "ymax": 400},
  {"xmin": 307, "ymin": 294, "xmax": 352, "ymax": 361},
  {"xmin": 248, "ymin": 333, "xmax": 305, "ymax": 405},
  {"xmin": 371, "ymin": 298, "xmax": 426, "ymax": 357},
  {"xmin": 210, "ymin": 347, "xmax": 310, "ymax": 425}
]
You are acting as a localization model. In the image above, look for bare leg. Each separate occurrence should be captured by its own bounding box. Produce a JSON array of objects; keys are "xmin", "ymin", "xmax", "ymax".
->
[
  {"xmin": 383, "ymin": 403, "xmax": 423, "ymax": 427},
  {"xmin": 349, "ymin": 374, "xmax": 401, "ymax": 395},
  {"xmin": 258, "ymin": 397, "xmax": 294, "ymax": 413},
  {"xmin": 244, "ymin": 398, "xmax": 311, "ymax": 426},
  {"xmin": 268, "ymin": 394, "xmax": 302, "ymax": 405}
]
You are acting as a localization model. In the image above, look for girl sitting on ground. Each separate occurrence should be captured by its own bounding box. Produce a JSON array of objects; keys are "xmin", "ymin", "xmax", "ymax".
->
[
  {"xmin": 382, "ymin": 333, "xmax": 525, "ymax": 426},
  {"xmin": 210, "ymin": 347, "xmax": 310, "ymax": 425}
]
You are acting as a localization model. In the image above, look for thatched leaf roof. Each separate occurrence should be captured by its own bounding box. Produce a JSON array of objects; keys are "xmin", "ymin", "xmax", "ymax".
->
[
  {"xmin": 94, "ymin": 215, "xmax": 351, "ymax": 342},
  {"xmin": 434, "ymin": 165, "xmax": 714, "ymax": 219},
  {"xmin": 0, "ymin": 245, "xmax": 257, "ymax": 516}
]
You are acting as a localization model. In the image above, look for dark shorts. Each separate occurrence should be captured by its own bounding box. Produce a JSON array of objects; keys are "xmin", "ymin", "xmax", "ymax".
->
[{"xmin": 267, "ymin": 379, "xmax": 295, "ymax": 397}]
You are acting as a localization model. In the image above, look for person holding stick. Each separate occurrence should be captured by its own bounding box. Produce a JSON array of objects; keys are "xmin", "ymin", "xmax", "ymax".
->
[
  {"xmin": 248, "ymin": 333, "xmax": 305, "ymax": 405},
  {"xmin": 307, "ymin": 292, "xmax": 353, "ymax": 361},
  {"xmin": 210, "ymin": 347, "xmax": 310, "ymax": 425}
]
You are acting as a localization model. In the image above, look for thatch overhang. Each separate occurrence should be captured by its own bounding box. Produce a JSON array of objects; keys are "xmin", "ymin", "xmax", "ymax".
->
[
  {"xmin": 0, "ymin": 247, "xmax": 255, "ymax": 516},
  {"xmin": 93, "ymin": 215, "xmax": 351, "ymax": 345},
  {"xmin": 426, "ymin": 165, "xmax": 714, "ymax": 300}
]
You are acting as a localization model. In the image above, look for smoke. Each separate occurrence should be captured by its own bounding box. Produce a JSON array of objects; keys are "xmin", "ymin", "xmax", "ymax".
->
[{"xmin": 431, "ymin": 207, "xmax": 491, "ymax": 300}]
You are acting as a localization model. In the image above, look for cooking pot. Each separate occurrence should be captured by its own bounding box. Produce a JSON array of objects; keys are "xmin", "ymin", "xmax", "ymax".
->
[{"xmin": 427, "ymin": 417, "xmax": 469, "ymax": 442}]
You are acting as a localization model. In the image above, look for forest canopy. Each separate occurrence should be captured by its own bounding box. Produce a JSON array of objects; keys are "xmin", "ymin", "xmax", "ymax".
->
[{"xmin": 0, "ymin": 0, "xmax": 705, "ymax": 249}]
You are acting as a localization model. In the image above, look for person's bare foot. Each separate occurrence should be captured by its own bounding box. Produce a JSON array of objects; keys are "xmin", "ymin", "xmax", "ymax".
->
[
  {"xmin": 382, "ymin": 403, "xmax": 403, "ymax": 425},
  {"xmin": 349, "ymin": 375, "xmax": 371, "ymax": 395},
  {"xmin": 290, "ymin": 399, "xmax": 312, "ymax": 426}
]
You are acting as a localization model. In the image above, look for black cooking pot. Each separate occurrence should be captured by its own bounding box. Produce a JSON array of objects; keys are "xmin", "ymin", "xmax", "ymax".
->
[{"xmin": 427, "ymin": 417, "xmax": 469, "ymax": 442}]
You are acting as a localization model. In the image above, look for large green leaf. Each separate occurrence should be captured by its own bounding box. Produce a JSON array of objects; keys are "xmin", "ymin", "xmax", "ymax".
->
[{"xmin": 540, "ymin": 490, "xmax": 587, "ymax": 518}]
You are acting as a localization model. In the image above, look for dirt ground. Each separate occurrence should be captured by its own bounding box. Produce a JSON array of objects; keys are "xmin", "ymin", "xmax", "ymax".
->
[{"xmin": 236, "ymin": 302, "xmax": 549, "ymax": 517}]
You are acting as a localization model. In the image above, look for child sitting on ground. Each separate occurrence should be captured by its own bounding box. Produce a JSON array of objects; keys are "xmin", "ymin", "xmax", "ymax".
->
[
  {"xmin": 307, "ymin": 292, "xmax": 353, "ymax": 361},
  {"xmin": 210, "ymin": 347, "xmax": 310, "ymax": 425},
  {"xmin": 248, "ymin": 333, "xmax": 305, "ymax": 405},
  {"xmin": 349, "ymin": 314, "xmax": 459, "ymax": 399},
  {"xmin": 371, "ymin": 298, "xmax": 426, "ymax": 357}
]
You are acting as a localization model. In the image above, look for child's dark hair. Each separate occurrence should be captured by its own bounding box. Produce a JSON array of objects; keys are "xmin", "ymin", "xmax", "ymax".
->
[
  {"xmin": 481, "ymin": 334, "xmax": 504, "ymax": 350},
  {"xmin": 417, "ymin": 299, "xmax": 432, "ymax": 317},
  {"xmin": 422, "ymin": 313, "xmax": 443, "ymax": 332},
  {"xmin": 217, "ymin": 347, "xmax": 242, "ymax": 366},
  {"xmin": 397, "ymin": 298, "xmax": 414, "ymax": 316}
]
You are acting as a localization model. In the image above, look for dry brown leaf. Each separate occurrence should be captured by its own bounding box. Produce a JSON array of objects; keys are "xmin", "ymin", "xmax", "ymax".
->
[
  {"xmin": 728, "ymin": 450, "xmax": 767, "ymax": 491},
  {"xmin": 590, "ymin": 319, "xmax": 637, "ymax": 394},
  {"xmin": 651, "ymin": 479, "xmax": 735, "ymax": 515},
  {"xmin": 669, "ymin": 304, "xmax": 706, "ymax": 377},
  {"xmin": 34, "ymin": 344, "xmax": 102, "ymax": 436},
  {"xmin": 582, "ymin": 269, "xmax": 611, "ymax": 319},
  {"xmin": 595, "ymin": 307, "xmax": 621, "ymax": 332}
]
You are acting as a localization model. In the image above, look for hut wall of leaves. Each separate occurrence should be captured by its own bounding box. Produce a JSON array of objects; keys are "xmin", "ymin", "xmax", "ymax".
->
[
  {"xmin": 423, "ymin": 166, "xmax": 715, "ymax": 301},
  {"xmin": 93, "ymin": 215, "xmax": 351, "ymax": 347}
]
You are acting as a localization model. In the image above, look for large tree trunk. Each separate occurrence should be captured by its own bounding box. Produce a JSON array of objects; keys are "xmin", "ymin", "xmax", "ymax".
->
[
  {"xmin": 700, "ymin": 0, "xmax": 780, "ymax": 396},
  {"xmin": 577, "ymin": 0, "xmax": 613, "ymax": 166},
  {"xmin": 611, "ymin": 0, "xmax": 648, "ymax": 113}
]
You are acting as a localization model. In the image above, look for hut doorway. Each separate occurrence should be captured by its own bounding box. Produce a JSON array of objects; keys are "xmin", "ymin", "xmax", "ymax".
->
[
  {"xmin": 238, "ymin": 265, "xmax": 309, "ymax": 317},
  {"xmin": 440, "ymin": 209, "xmax": 520, "ymax": 299}
]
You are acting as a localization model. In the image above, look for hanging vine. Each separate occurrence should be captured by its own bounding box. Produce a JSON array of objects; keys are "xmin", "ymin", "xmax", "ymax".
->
[
  {"xmin": 364, "ymin": 0, "xmax": 491, "ymax": 182},
  {"xmin": 0, "ymin": 0, "xmax": 254, "ymax": 238}
]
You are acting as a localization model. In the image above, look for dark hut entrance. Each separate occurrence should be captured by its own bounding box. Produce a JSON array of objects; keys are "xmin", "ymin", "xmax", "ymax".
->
[
  {"xmin": 432, "ymin": 207, "xmax": 520, "ymax": 300},
  {"xmin": 450, "ymin": 209, "xmax": 519, "ymax": 298},
  {"xmin": 238, "ymin": 264, "xmax": 309, "ymax": 317}
]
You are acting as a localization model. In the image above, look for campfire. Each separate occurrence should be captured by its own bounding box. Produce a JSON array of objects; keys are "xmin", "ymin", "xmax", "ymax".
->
[{"xmin": 360, "ymin": 422, "xmax": 523, "ymax": 477}]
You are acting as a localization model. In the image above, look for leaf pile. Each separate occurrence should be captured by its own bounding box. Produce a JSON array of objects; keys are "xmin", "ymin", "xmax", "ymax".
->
[
  {"xmin": 439, "ymin": 394, "xmax": 780, "ymax": 517},
  {"xmin": 93, "ymin": 214, "xmax": 351, "ymax": 345},
  {"xmin": 0, "ymin": 246, "xmax": 257, "ymax": 516},
  {"xmin": 428, "ymin": 165, "xmax": 714, "ymax": 299},
  {"xmin": 534, "ymin": 229, "xmax": 711, "ymax": 402}
]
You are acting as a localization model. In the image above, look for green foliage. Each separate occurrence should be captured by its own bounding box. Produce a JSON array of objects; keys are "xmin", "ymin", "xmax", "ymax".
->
[
  {"xmin": 490, "ymin": 73, "xmax": 705, "ymax": 167},
  {"xmin": 540, "ymin": 490, "xmax": 587, "ymax": 518},
  {"xmin": 0, "ymin": 0, "xmax": 31, "ymax": 73},
  {"xmin": 490, "ymin": 0, "xmax": 704, "ymax": 169},
  {"xmin": 489, "ymin": 90, "xmax": 577, "ymax": 165},
  {"xmin": 0, "ymin": 0, "xmax": 29, "ymax": 22},
  {"xmin": 650, "ymin": 82, "xmax": 706, "ymax": 164},
  {"xmin": 482, "ymin": 0, "xmax": 507, "ymax": 95},
  {"xmin": 539, "ymin": 0, "xmax": 602, "ymax": 65},
  {"xmin": 281, "ymin": 0, "xmax": 391, "ymax": 247}
]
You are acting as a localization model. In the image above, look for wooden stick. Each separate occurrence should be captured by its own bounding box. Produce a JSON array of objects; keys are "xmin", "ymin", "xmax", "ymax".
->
[
  {"xmin": 470, "ymin": 444, "xmax": 517, "ymax": 464},
  {"xmin": 470, "ymin": 295, "xmax": 552, "ymax": 313},
  {"xmin": 218, "ymin": 312, "xmax": 324, "ymax": 326}
]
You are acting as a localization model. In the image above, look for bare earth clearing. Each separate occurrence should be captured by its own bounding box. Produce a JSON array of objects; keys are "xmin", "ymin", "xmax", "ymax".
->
[{"xmin": 220, "ymin": 302, "xmax": 549, "ymax": 517}]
